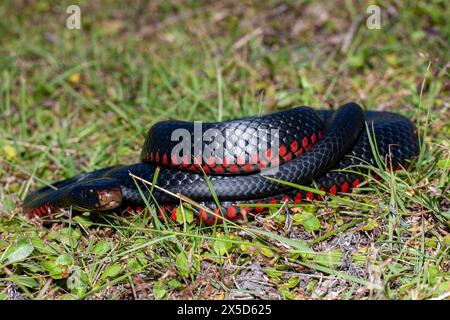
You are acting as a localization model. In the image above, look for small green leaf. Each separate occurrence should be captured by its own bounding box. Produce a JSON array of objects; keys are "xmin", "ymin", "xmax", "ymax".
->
[
  {"xmin": 126, "ymin": 258, "xmax": 140, "ymax": 272},
  {"xmin": 213, "ymin": 238, "xmax": 232, "ymax": 256},
  {"xmin": 93, "ymin": 241, "xmax": 112, "ymax": 257},
  {"xmin": 175, "ymin": 252, "xmax": 189, "ymax": 277},
  {"xmin": 41, "ymin": 260, "xmax": 62, "ymax": 279},
  {"xmin": 176, "ymin": 204, "xmax": 194, "ymax": 224},
  {"xmin": 67, "ymin": 270, "xmax": 88, "ymax": 297},
  {"xmin": 437, "ymin": 280, "xmax": 450, "ymax": 294},
  {"xmin": 311, "ymin": 249, "xmax": 344, "ymax": 269},
  {"xmin": 2, "ymin": 240, "xmax": 34, "ymax": 264},
  {"xmin": 259, "ymin": 247, "xmax": 275, "ymax": 258},
  {"xmin": 47, "ymin": 231, "xmax": 59, "ymax": 240},
  {"xmin": 153, "ymin": 280, "xmax": 167, "ymax": 299},
  {"xmin": 271, "ymin": 209, "xmax": 285, "ymax": 223},
  {"xmin": 59, "ymin": 228, "xmax": 81, "ymax": 247},
  {"xmin": 0, "ymin": 293, "xmax": 8, "ymax": 300},
  {"xmin": 286, "ymin": 276, "xmax": 300, "ymax": 288},
  {"xmin": 437, "ymin": 159, "xmax": 450, "ymax": 170},
  {"xmin": 278, "ymin": 284, "xmax": 294, "ymax": 299},
  {"xmin": 73, "ymin": 215, "xmax": 93, "ymax": 227},
  {"xmin": 298, "ymin": 212, "xmax": 320, "ymax": 232},
  {"xmin": 351, "ymin": 249, "xmax": 368, "ymax": 266},
  {"xmin": 361, "ymin": 218, "xmax": 378, "ymax": 231},
  {"xmin": 348, "ymin": 52, "xmax": 366, "ymax": 68},
  {"xmin": 266, "ymin": 269, "xmax": 282, "ymax": 280},
  {"xmin": 41, "ymin": 260, "xmax": 55, "ymax": 270},
  {"xmin": 303, "ymin": 205, "xmax": 317, "ymax": 213},
  {"xmin": 55, "ymin": 254, "xmax": 74, "ymax": 267},
  {"xmin": 168, "ymin": 279, "xmax": 182, "ymax": 289},
  {"xmin": 1, "ymin": 144, "xmax": 17, "ymax": 161},
  {"xmin": 7, "ymin": 275, "xmax": 38, "ymax": 288},
  {"xmin": 239, "ymin": 242, "xmax": 254, "ymax": 254},
  {"xmin": 411, "ymin": 30, "xmax": 425, "ymax": 42},
  {"xmin": 427, "ymin": 264, "xmax": 440, "ymax": 286},
  {"xmin": 443, "ymin": 235, "xmax": 450, "ymax": 247},
  {"xmin": 127, "ymin": 254, "xmax": 147, "ymax": 273},
  {"xmin": 101, "ymin": 263, "xmax": 122, "ymax": 279},
  {"xmin": 426, "ymin": 239, "xmax": 437, "ymax": 249},
  {"xmin": 18, "ymin": 261, "xmax": 45, "ymax": 273},
  {"xmin": 59, "ymin": 293, "xmax": 78, "ymax": 300},
  {"xmin": 306, "ymin": 279, "xmax": 318, "ymax": 292},
  {"xmin": 0, "ymin": 240, "xmax": 8, "ymax": 250},
  {"xmin": 249, "ymin": 228, "xmax": 314, "ymax": 256},
  {"xmin": 175, "ymin": 251, "xmax": 199, "ymax": 277},
  {"xmin": 31, "ymin": 239, "xmax": 59, "ymax": 255}
]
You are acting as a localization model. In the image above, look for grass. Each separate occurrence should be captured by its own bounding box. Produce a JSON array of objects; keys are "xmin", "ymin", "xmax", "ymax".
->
[{"xmin": 0, "ymin": 0, "xmax": 449, "ymax": 300}]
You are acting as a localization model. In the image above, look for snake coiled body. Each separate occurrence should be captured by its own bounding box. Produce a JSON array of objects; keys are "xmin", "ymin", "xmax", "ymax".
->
[{"xmin": 22, "ymin": 102, "xmax": 419, "ymax": 224}]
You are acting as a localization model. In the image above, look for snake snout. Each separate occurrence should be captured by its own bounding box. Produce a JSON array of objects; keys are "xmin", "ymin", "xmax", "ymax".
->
[{"xmin": 96, "ymin": 187, "xmax": 122, "ymax": 210}]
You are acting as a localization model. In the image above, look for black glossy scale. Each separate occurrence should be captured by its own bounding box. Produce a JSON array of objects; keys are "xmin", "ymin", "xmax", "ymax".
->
[{"xmin": 141, "ymin": 106, "xmax": 324, "ymax": 174}]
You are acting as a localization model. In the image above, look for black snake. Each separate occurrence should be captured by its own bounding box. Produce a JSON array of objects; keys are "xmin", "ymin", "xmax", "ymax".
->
[{"xmin": 22, "ymin": 102, "xmax": 419, "ymax": 224}]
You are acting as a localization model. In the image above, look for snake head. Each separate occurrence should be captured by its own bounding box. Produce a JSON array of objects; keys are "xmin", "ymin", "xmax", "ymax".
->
[{"xmin": 68, "ymin": 178, "xmax": 123, "ymax": 211}]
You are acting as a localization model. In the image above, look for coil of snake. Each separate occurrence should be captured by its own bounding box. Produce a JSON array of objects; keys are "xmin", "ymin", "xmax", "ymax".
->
[{"xmin": 22, "ymin": 102, "xmax": 420, "ymax": 225}]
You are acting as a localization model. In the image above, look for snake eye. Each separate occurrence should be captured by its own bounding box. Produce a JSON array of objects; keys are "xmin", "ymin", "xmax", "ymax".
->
[{"xmin": 83, "ymin": 188, "xmax": 96, "ymax": 197}]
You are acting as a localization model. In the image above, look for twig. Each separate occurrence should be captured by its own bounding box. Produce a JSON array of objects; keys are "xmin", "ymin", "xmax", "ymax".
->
[
  {"xmin": 430, "ymin": 291, "xmax": 450, "ymax": 300},
  {"xmin": 3, "ymin": 139, "xmax": 77, "ymax": 155},
  {"xmin": 128, "ymin": 172, "xmax": 226, "ymax": 221},
  {"xmin": 341, "ymin": 15, "xmax": 364, "ymax": 53},
  {"xmin": 232, "ymin": 28, "xmax": 264, "ymax": 51}
]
